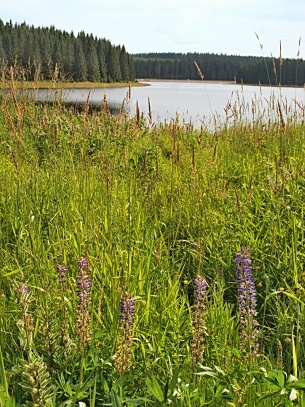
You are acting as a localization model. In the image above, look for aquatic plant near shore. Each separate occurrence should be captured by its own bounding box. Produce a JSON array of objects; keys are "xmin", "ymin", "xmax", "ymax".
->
[
  {"xmin": 235, "ymin": 247, "xmax": 259, "ymax": 361},
  {"xmin": 115, "ymin": 292, "xmax": 135, "ymax": 374},
  {"xmin": 192, "ymin": 275, "xmax": 208, "ymax": 364}
]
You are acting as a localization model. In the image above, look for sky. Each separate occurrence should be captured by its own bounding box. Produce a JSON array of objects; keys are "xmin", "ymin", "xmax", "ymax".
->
[{"xmin": 2, "ymin": 0, "xmax": 305, "ymax": 58}]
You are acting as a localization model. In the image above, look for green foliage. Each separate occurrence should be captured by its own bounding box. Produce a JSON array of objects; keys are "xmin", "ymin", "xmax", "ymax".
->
[
  {"xmin": 0, "ymin": 19, "xmax": 135, "ymax": 82},
  {"xmin": 133, "ymin": 52, "xmax": 305, "ymax": 86},
  {"xmin": 1, "ymin": 79, "xmax": 305, "ymax": 405}
]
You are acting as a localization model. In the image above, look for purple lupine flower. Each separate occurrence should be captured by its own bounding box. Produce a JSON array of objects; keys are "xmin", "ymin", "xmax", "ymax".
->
[
  {"xmin": 115, "ymin": 292, "xmax": 135, "ymax": 374},
  {"xmin": 56, "ymin": 264, "xmax": 68, "ymax": 284},
  {"xmin": 19, "ymin": 284, "xmax": 30, "ymax": 294},
  {"xmin": 194, "ymin": 276, "xmax": 208, "ymax": 309},
  {"xmin": 78, "ymin": 257, "xmax": 89, "ymax": 270},
  {"xmin": 235, "ymin": 247, "xmax": 259, "ymax": 358},
  {"xmin": 192, "ymin": 276, "xmax": 208, "ymax": 364},
  {"xmin": 76, "ymin": 257, "xmax": 91, "ymax": 349},
  {"xmin": 119, "ymin": 293, "xmax": 135, "ymax": 326},
  {"xmin": 17, "ymin": 284, "xmax": 31, "ymax": 309}
]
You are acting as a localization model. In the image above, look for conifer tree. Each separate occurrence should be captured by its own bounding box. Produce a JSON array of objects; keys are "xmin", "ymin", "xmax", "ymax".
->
[
  {"xmin": 74, "ymin": 39, "xmax": 87, "ymax": 81},
  {"xmin": 120, "ymin": 45, "xmax": 130, "ymax": 81},
  {"xmin": 97, "ymin": 40, "xmax": 107, "ymax": 82},
  {"xmin": 108, "ymin": 46, "xmax": 122, "ymax": 82},
  {"xmin": 87, "ymin": 40, "xmax": 100, "ymax": 82},
  {"xmin": 0, "ymin": 19, "xmax": 136, "ymax": 83}
]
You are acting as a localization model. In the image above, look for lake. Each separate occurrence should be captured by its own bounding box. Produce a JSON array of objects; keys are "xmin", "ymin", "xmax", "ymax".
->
[{"xmin": 32, "ymin": 80, "xmax": 305, "ymax": 128}]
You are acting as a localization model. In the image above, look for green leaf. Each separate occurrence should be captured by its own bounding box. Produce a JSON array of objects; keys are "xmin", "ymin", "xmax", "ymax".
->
[
  {"xmin": 286, "ymin": 379, "xmax": 305, "ymax": 390},
  {"xmin": 197, "ymin": 371, "xmax": 218, "ymax": 378},
  {"xmin": 168, "ymin": 368, "xmax": 179, "ymax": 394},
  {"xmin": 145, "ymin": 375, "xmax": 164, "ymax": 403},
  {"xmin": 64, "ymin": 381, "xmax": 73, "ymax": 397},
  {"xmin": 276, "ymin": 370, "xmax": 287, "ymax": 388},
  {"xmin": 163, "ymin": 377, "xmax": 169, "ymax": 402},
  {"xmin": 214, "ymin": 365, "xmax": 226, "ymax": 376},
  {"xmin": 0, "ymin": 346, "xmax": 8, "ymax": 397},
  {"xmin": 100, "ymin": 373, "xmax": 110, "ymax": 393},
  {"xmin": 197, "ymin": 365, "xmax": 219, "ymax": 378},
  {"xmin": 110, "ymin": 388, "xmax": 122, "ymax": 407},
  {"xmin": 125, "ymin": 396, "xmax": 153, "ymax": 405},
  {"xmin": 258, "ymin": 390, "xmax": 282, "ymax": 402},
  {"xmin": 264, "ymin": 377, "xmax": 282, "ymax": 389}
]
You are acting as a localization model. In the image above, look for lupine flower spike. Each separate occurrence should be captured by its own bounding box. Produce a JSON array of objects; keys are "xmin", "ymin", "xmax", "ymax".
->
[
  {"xmin": 56, "ymin": 263, "xmax": 68, "ymax": 284},
  {"xmin": 16, "ymin": 284, "xmax": 33, "ymax": 351},
  {"xmin": 56, "ymin": 263, "xmax": 72, "ymax": 353},
  {"xmin": 115, "ymin": 292, "xmax": 135, "ymax": 374},
  {"xmin": 235, "ymin": 246, "xmax": 259, "ymax": 360},
  {"xmin": 192, "ymin": 275, "xmax": 208, "ymax": 364},
  {"xmin": 76, "ymin": 257, "xmax": 92, "ymax": 350}
]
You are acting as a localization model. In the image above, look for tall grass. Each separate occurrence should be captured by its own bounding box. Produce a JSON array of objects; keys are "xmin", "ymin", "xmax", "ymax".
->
[{"xmin": 1, "ymin": 68, "xmax": 305, "ymax": 405}]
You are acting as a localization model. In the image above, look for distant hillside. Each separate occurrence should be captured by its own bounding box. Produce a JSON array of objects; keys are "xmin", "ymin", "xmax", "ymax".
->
[
  {"xmin": 0, "ymin": 19, "xmax": 136, "ymax": 82},
  {"xmin": 133, "ymin": 52, "xmax": 305, "ymax": 86}
]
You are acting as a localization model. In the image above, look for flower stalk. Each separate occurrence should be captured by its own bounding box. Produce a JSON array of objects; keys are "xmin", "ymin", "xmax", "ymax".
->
[
  {"xmin": 56, "ymin": 263, "xmax": 72, "ymax": 354},
  {"xmin": 191, "ymin": 275, "xmax": 208, "ymax": 364},
  {"xmin": 235, "ymin": 246, "xmax": 259, "ymax": 361},
  {"xmin": 115, "ymin": 292, "xmax": 135, "ymax": 374},
  {"xmin": 75, "ymin": 257, "xmax": 91, "ymax": 350}
]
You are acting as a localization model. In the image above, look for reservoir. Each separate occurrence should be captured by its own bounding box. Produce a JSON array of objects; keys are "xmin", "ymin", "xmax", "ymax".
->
[{"xmin": 32, "ymin": 80, "xmax": 305, "ymax": 128}]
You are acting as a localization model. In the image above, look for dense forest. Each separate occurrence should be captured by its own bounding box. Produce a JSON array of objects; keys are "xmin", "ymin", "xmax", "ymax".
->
[
  {"xmin": 133, "ymin": 52, "xmax": 305, "ymax": 86},
  {"xmin": 0, "ymin": 19, "xmax": 136, "ymax": 82},
  {"xmin": 1, "ymin": 19, "xmax": 304, "ymax": 86}
]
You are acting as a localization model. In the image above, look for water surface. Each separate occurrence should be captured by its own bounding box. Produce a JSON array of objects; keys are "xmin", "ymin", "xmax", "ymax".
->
[{"xmin": 33, "ymin": 81, "xmax": 305, "ymax": 128}]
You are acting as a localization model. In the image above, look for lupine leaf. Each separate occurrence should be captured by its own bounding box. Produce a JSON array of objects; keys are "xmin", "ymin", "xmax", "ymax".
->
[{"xmin": 110, "ymin": 388, "xmax": 122, "ymax": 407}]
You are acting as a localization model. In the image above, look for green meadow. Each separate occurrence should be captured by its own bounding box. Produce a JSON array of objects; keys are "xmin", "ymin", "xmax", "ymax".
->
[{"xmin": 1, "ymin": 75, "xmax": 305, "ymax": 406}]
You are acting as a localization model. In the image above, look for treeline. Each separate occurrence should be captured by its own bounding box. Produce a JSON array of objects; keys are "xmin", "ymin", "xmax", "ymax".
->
[
  {"xmin": 0, "ymin": 19, "xmax": 136, "ymax": 82},
  {"xmin": 133, "ymin": 52, "xmax": 305, "ymax": 86}
]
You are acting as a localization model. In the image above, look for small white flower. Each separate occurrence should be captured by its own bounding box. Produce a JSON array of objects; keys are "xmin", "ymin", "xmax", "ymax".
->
[{"xmin": 289, "ymin": 389, "xmax": 297, "ymax": 401}]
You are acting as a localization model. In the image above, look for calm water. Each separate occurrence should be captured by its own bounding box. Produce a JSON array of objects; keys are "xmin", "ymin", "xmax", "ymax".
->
[{"xmin": 33, "ymin": 81, "xmax": 305, "ymax": 128}]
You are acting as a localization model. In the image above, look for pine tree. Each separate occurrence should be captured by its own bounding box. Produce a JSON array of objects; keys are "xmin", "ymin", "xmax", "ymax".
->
[
  {"xmin": 120, "ymin": 45, "xmax": 130, "ymax": 81},
  {"xmin": 74, "ymin": 39, "xmax": 87, "ymax": 81},
  {"xmin": 97, "ymin": 40, "xmax": 107, "ymax": 82},
  {"xmin": 108, "ymin": 46, "xmax": 122, "ymax": 82},
  {"xmin": 87, "ymin": 40, "xmax": 100, "ymax": 82}
]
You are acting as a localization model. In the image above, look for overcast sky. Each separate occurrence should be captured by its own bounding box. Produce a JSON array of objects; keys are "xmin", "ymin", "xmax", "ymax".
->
[{"xmin": 2, "ymin": 0, "xmax": 305, "ymax": 58}]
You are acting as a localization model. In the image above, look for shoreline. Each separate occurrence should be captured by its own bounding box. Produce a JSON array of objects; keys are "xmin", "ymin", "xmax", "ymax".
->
[
  {"xmin": 137, "ymin": 78, "xmax": 235, "ymax": 85},
  {"xmin": 138, "ymin": 78, "xmax": 305, "ymax": 89},
  {"xmin": 1, "ymin": 81, "xmax": 145, "ymax": 90},
  {"xmin": 3, "ymin": 79, "xmax": 303, "ymax": 91}
]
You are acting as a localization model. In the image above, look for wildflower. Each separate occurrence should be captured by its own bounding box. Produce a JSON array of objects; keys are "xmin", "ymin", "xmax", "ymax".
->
[
  {"xmin": 75, "ymin": 257, "xmax": 91, "ymax": 350},
  {"xmin": 56, "ymin": 264, "xmax": 68, "ymax": 284},
  {"xmin": 78, "ymin": 257, "xmax": 89, "ymax": 269},
  {"xmin": 115, "ymin": 292, "xmax": 135, "ymax": 374},
  {"xmin": 18, "ymin": 284, "xmax": 30, "ymax": 295},
  {"xmin": 55, "ymin": 263, "xmax": 72, "ymax": 353},
  {"xmin": 235, "ymin": 247, "xmax": 259, "ymax": 358},
  {"xmin": 20, "ymin": 354, "xmax": 53, "ymax": 407},
  {"xmin": 191, "ymin": 275, "xmax": 208, "ymax": 364},
  {"xmin": 16, "ymin": 283, "xmax": 33, "ymax": 351}
]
